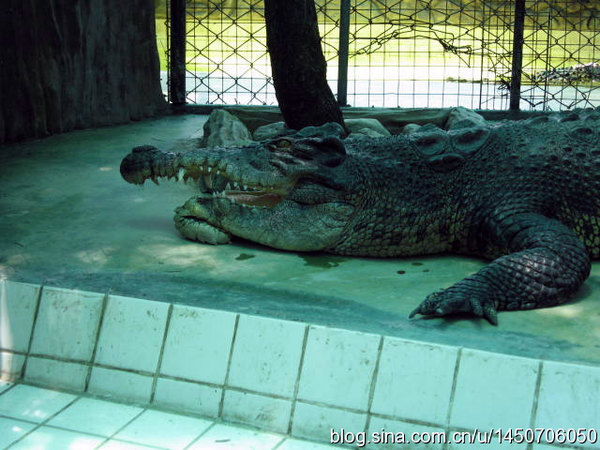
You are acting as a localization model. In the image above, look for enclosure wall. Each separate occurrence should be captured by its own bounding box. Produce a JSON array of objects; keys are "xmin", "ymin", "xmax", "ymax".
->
[{"xmin": 0, "ymin": 0, "xmax": 167, "ymax": 144}]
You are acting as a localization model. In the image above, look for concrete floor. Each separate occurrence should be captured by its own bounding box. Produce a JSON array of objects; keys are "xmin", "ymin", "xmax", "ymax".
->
[{"xmin": 1, "ymin": 114, "xmax": 599, "ymax": 366}]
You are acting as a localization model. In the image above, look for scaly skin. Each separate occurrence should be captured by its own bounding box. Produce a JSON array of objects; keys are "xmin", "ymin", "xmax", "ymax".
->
[{"xmin": 120, "ymin": 109, "xmax": 600, "ymax": 324}]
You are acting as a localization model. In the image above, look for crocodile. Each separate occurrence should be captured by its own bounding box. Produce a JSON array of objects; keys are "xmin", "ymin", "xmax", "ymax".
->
[{"xmin": 120, "ymin": 109, "xmax": 600, "ymax": 324}]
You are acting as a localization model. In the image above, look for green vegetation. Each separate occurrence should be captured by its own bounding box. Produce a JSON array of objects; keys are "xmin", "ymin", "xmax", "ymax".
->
[{"xmin": 156, "ymin": 17, "xmax": 597, "ymax": 85}]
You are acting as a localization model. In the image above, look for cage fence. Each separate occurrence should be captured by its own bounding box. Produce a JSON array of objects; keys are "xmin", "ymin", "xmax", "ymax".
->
[{"xmin": 158, "ymin": 0, "xmax": 600, "ymax": 111}]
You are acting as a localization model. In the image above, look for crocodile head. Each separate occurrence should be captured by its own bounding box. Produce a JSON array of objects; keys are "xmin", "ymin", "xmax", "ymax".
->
[{"xmin": 120, "ymin": 137, "xmax": 355, "ymax": 251}]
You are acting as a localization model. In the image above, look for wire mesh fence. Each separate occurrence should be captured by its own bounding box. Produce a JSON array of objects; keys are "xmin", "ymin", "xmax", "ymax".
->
[
  {"xmin": 521, "ymin": 1, "xmax": 600, "ymax": 110},
  {"xmin": 158, "ymin": 0, "xmax": 600, "ymax": 110}
]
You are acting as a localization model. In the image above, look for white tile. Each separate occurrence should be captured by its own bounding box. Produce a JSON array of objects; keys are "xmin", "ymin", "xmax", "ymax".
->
[
  {"xmin": 25, "ymin": 356, "xmax": 88, "ymax": 391},
  {"xmin": 0, "ymin": 384, "xmax": 76, "ymax": 423},
  {"xmin": 188, "ymin": 423, "xmax": 283, "ymax": 449},
  {"xmin": 100, "ymin": 440, "xmax": 157, "ymax": 449},
  {"xmin": 0, "ymin": 281, "xmax": 40, "ymax": 352},
  {"xmin": 0, "ymin": 417, "xmax": 36, "ymax": 448},
  {"xmin": 11, "ymin": 426, "xmax": 104, "ymax": 449},
  {"xmin": 0, "ymin": 351, "xmax": 26, "ymax": 380},
  {"xmin": 88, "ymin": 367, "xmax": 153, "ymax": 404},
  {"xmin": 95, "ymin": 295, "xmax": 169, "ymax": 373},
  {"xmin": 227, "ymin": 315, "xmax": 305, "ymax": 398},
  {"xmin": 47, "ymin": 397, "xmax": 143, "ymax": 436},
  {"xmin": 535, "ymin": 361, "xmax": 600, "ymax": 430},
  {"xmin": 367, "ymin": 416, "xmax": 446, "ymax": 449},
  {"xmin": 277, "ymin": 438, "xmax": 335, "ymax": 449},
  {"xmin": 30, "ymin": 286, "xmax": 104, "ymax": 361},
  {"xmin": 297, "ymin": 326, "xmax": 380, "ymax": 411},
  {"xmin": 371, "ymin": 338, "xmax": 458, "ymax": 424},
  {"xmin": 114, "ymin": 409, "xmax": 212, "ymax": 450},
  {"xmin": 153, "ymin": 377, "xmax": 221, "ymax": 418},
  {"xmin": 160, "ymin": 305, "xmax": 236, "ymax": 384},
  {"xmin": 223, "ymin": 389, "xmax": 292, "ymax": 433},
  {"xmin": 450, "ymin": 349, "xmax": 539, "ymax": 430},
  {"xmin": 291, "ymin": 401, "xmax": 366, "ymax": 443}
]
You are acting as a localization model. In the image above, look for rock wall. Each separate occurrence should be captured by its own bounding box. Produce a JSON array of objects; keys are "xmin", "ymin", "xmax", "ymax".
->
[{"xmin": 0, "ymin": 0, "xmax": 167, "ymax": 144}]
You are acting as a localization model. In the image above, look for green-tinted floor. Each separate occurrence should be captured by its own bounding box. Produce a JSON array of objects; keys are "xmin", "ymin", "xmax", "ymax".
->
[{"xmin": 1, "ymin": 114, "xmax": 599, "ymax": 365}]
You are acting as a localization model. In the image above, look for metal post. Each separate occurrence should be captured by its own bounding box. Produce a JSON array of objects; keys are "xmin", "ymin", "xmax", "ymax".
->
[
  {"xmin": 509, "ymin": 0, "xmax": 526, "ymax": 112},
  {"xmin": 170, "ymin": 0, "xmax": 186, "ymax": 105},
  {"xmin": 337, "ymin": 0, "xmax": 350, "ymax": 106}
]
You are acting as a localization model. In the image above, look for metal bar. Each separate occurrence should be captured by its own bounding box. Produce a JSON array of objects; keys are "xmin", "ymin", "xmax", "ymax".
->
[
  {"xmin": 169, "ymin": 0, "xmax": 186, "ymax": 105},
  {"xmin": 337, "ymin": 0, "xmax": 350, "ymax": 106},
  {"xmin": 509, "ymin": 0, "xmax": 526, "ymax": 112}
]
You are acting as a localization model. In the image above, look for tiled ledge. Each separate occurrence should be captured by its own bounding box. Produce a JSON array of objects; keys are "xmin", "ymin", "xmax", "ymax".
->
[
  {"xmin": 1, "ymin": 280, "xmax": 599, "ymax": 449},
  {"xmin": 0, "ymin": 382, "xmax": 336, "ymax": 449}
]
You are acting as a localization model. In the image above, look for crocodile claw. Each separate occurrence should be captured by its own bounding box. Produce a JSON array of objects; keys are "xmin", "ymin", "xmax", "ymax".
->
[{"xmin": 409, "ymin": 289, "xmax": 499, "ymax": 325}]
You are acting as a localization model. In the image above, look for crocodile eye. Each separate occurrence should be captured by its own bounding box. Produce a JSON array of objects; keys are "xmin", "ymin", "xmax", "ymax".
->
[{"xmin": 277, "ymin": 139, "xmax": 292, "ymax": 148}]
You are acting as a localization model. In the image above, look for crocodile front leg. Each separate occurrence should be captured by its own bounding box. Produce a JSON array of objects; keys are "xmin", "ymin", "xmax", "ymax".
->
[{"xmin": 409, "ymin": 212, "xmax": 591, "ymax": 324}]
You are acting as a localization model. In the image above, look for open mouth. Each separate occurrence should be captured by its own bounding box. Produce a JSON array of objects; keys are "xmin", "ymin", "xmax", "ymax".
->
[
  {"xmin": 224, "ymin": 191, "xmax": 284, "ymax": 207},
  {"xmin": 171, "ymin": 167, "xmax": 288, "ymax": 208},
  {"xmin": 122, "ymin": 148, "xmax": 294, "ymax": 209}
]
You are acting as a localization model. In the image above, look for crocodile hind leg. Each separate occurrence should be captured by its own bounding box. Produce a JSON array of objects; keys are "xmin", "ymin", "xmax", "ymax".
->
[{"xmin": 409, "ymin": 212, "xmax": 591, "ymax": 324}]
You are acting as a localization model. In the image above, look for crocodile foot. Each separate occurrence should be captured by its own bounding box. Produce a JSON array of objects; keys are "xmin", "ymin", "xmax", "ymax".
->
[{"xmin": 409, "ymin": 289, "xmax": 498, "ymax": 325}]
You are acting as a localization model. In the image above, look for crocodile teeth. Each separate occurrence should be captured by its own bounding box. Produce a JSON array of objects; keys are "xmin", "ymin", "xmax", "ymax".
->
[
  {"xmin": 207, "ymin": 166, "xmax": 212, "ymax": 173},
  {"xmin": 177, "ymin": 168, "xmax": 185, "ymax": 181},
  {"xmin": 225, "ymin": 182, "xmax": 232, "ymax": 190},
  {"xmin": 243, "ymin": 184, "xmax": 248, "ymax": 190}
]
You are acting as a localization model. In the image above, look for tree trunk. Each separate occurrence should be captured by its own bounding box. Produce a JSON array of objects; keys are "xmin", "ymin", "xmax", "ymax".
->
[
  {"xmin": 264, "ymin": 0, "xmax": 345, "ymax": 130},
  {"xmin": 0, "ymin": 0, "xmax": 166, "ymax": 144}
]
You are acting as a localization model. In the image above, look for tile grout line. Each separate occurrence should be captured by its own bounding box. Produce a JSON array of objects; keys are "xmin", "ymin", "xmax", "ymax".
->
[
  {"xmin": 443, "ymin": 346, "xmax": 463, "ymax": 450},
  {"xmin": 0, "ymin": 382, "xmax": 18, "ymax": 398},
  {"xmin": 0, "ymin": 411, "xmax": 45, "ymax": 425},
  {"xmin": 0, "ymin": 348, "xmax": 28, "ymax": 356},
  {"xmin": 526, "ymin": 360, "xmax": 544, "ymax": 450},
  {"xmin": 9, "ymin": 353, "xmax": 307, "ymax": 402},
  {"xmin": 364, "ymin": 335, "xmax": 385, "ymax": 435},
  {"xmin": 23, "ymin": 421, "xmax": 127, "ymax": 440},
  {"xmin": 85, "ymin": 292, "xmax": 110, "ymax": 392},
  {"xmin": 97, "ymin": 437, "xmax": 167, "ymax": 450},
  {"xmin": 287, "ymin": 323, "xmax": 310, "ymax": 436},
  {"xmin": 97, "ymin": 405, "xmax": 148, "ymax": 448},
  {"xmin": 150, "ymin": 303, "xmax": 174, "ymax": 404},
  {"xmin": 19, "ymin": 284, "xmax": 44, "ymax": 379},
  {"xmin": 183, "ymin": 422, "xmax": 218, "ymax": 450},
  {"xmin": 272, "ymin": 438, "xmax": 286, "ymax": 449},
  {"xmin": 6, "ymin": 390, "xmax": 81, "ymax": 449},
  {"xmin": 10, "ymin": 353, "xmax": 393, "ymax": 413},
  {"xmin": 12, "ymin": 379, "xmax": 218, "ymax": 427},
  {"xmin": 11, "ymin": 351, "xmax": 454, "ymax": 429},
  {"xmin": 267, "ymin": 435, "xmax": 287, "ymax": 450},
  {"xmin": 218, "ymin": 313, "xmax": 240, "ymax": 418},
  {"xmin": 20, "ymin": 354, "xmax": 157, "ymax": 378}
]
